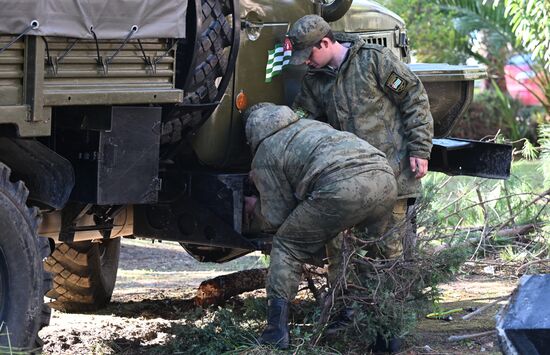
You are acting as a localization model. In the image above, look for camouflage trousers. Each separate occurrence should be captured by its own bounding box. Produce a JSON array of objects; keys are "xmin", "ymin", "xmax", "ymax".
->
[
  {"xmin": 267, "ymin": 169, "xmax": 397, "ymax": 301},
  {"xmin": 325, "ymin": 198, "xmax": 409, "ymax": 287}
]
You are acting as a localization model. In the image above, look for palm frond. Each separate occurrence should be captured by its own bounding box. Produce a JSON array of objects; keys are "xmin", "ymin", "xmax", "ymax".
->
[{"xmin": 437, "ymin": 0, "xmax": 517, "ymax": 46}]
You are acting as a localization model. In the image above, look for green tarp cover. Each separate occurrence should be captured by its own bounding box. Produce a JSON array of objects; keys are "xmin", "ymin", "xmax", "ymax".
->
[{"xmin": 0, "ymin": 0, "xmax": 187, "ymax": 39}]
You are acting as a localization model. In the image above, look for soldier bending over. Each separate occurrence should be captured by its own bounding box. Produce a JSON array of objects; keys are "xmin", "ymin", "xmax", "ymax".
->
[{"xmin": 243, "ymin": 104, "xmax": 397, "ymax": 349}]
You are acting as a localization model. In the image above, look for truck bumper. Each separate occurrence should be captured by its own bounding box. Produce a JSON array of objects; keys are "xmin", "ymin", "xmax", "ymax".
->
[{"xmin": 430, "ymin": 138, "xmax": 513, "ymax": 180}]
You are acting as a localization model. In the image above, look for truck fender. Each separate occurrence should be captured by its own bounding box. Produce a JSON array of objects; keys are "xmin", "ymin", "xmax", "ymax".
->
[
  {"xmin": 0, "ymin": 138, "xmax": 75, "ymax": 209},
  {"xmin": 322, "ymin": 0, "xmax": 353, "ymax": 22}
]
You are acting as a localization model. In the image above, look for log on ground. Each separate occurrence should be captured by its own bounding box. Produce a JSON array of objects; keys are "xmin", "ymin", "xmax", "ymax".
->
[{"xmin": 195, "ymin": 268, "xmax": 267, "ymax": 307}]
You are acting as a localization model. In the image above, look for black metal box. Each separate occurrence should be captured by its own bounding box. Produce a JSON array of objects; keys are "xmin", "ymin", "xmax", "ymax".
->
[
  {"xmin": 54, "ymin": 106, "xmax": 161, "ymax": 204},
  {"xmin": 497, "ymin": 274, "xmax": 550, "ymax": 354}
]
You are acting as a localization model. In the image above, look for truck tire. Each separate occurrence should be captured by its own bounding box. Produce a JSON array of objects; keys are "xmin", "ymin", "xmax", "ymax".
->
[
  {"xmin": 0, "ymin": 163, "xmax": 46, "ymax": 350},
  {"xmin": 36, "ymin": 236, "xmax": 53, "ymax": 347},
  {"xmin": 162, "ymin": 0, "xmax": 239, "ymax": 144},
  {"xmin": 322, "ymin": 0, "xmax": 353, "ymax": 22},
  {"xmin": 44, "ymin": 238, "xmax": 120, "ymax": 312}
]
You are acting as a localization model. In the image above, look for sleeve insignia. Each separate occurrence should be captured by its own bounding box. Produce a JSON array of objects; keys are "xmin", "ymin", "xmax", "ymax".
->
[
  {"xmin": 385, "ymin": 72, "xmax": 408, "ymax": 93},
  {"xmin": 294, "ymin": 108, "xmax": 308, "ymax": 119}
]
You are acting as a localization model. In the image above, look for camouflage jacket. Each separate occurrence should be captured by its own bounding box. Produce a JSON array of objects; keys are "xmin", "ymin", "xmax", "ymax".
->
[
  {"xmin": 246, "ymin": 105, "xmax": 393, "ymax": 230},
  {"xmin": 293, "ymin": 38, "xmax": 433, "ymax": 198}
]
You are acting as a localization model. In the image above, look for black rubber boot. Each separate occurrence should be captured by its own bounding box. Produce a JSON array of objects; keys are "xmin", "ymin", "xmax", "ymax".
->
[
  {"xmin": 259, "ymin": 298, "xmax": 290, "ymax": 349},
  {"xmin": 372, "ymin": 334, "xmax": 403, "ymax": 353},
  {"xmin": 324, "ymin": 307, "xmax": 355, "ymax": 336}
]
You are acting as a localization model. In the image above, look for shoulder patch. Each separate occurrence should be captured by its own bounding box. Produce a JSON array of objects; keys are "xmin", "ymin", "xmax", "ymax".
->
[
  {"xmin": 294, "ymin": 108, "xmax": 308, "ymax": 119},
  {"xmin": 385, "ymin": 71, "xmax": 408, "ymax": 93}
]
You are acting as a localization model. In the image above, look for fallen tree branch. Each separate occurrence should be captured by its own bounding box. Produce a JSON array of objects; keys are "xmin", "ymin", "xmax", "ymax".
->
[
  {"xmin": 462, "ymin": 295, "xmax": 509, "ymax": 321},
  {"xmin": 420, "ymin": 223, "xmax": 544, "ymax": 246},
  {"xmin": 426, "ymin": 192, "xmax": 538, "ymax": 226},
  {"xmin": 448, "ymin": 330, "xmax": 496, "ymax": 342},
  {"xmin": 470, "ymin": 188, "xmax": 490, "ymax": 260},
  {"xmin": 194, "ymin": 268, "xmax": 267, "ymax": 307},
  {"xmin": 496, "ymin": 224, "xmax": 537, "ymax": 237},
  {"xmin": 492, "ymin": 188, "xmax": 550, "ymax": 235},
  {"xmin": 422, "ymin": 223, "xmax": 539, "ymax": 235},
  {"xmin": 516, "ymin": 258, "xmax": 550, "ymax": 275},
  {"xmin": 303, "ymin": 265, "xmax": 327, "ymax": 304}
]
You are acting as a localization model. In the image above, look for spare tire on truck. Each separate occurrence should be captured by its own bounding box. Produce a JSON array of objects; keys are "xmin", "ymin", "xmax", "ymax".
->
[
  {"xmin": 162, "ymin": 0, "xmax": 240, "ymax": 144},
  {"xmin": 0, "ymin": 163, "xmax": 49, "ymax": 350}
]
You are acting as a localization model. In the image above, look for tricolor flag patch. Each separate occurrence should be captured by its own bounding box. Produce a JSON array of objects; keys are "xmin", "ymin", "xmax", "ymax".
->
[
  {"xmin": 385, "ymin": 72, "xmax": 408, "ymax": 93},
  {"xmin": 265, "ymin": 43, "xmax": 291, "ymax": 83}
]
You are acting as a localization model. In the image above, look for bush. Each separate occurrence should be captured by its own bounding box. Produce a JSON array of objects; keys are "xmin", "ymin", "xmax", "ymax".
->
[
  {"xmin": 453, "ymin": 87, "xmax": 540, "ymax": 142},
  {"xmin": 319, "ymin": 244, "xmax": 469, "ymax": 351},
  {"xmin": 417, "ymin": 157, "xmax": 549, "ymax": 264}
]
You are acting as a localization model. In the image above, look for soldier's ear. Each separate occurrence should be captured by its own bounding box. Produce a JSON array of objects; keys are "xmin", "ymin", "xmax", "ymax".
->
[{"xmin": 320, "ymin": 37, "xmax": 331, "ymax": 48}]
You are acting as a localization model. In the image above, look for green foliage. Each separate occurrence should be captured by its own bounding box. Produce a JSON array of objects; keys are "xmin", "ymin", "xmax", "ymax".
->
[
  {"xmin": 387, "ymin": 0, "xmax": 549, "ymax": 111},
  {"xmin": 490, "ymin": 80, "xmax": 528, "ymax": 140},
  {"xmin": 313, "ymin": 134, "xmax": 548, "ymax": 349},
  {"xmin": 502, "ymin": 1, "xmax": 550, "ymax": 111},
  {"xmin": 520, "ymin": 138, "xmax": 538, "ymax": 160},
  {"xmin": 436, "ymin": 0, "xmax": 515, "ymax": 67},
  {"xmin": 258, "ymin": 254, "xmax": 270, "ymax": 268},
  {"xmin": 141, "ymin": 297, "xmax": 343, "ymax": 354},
  {"xmin": 417, "ymin": 158, "xmax": 549, "ymax": 261},
  {"xmin": 455, "ymin": 83, "xmax": 540, "ymax": 141},
  {"xmin": 539, "ymin": 123, "xmax": 550, "ymax": 188},
  {"xmin": 152, "ymin": 301, "xmax": 264, "ymax": 355},
  {"xmin": 437, "ymin": 0, "xmax": 514, "ymax": 43},
  {"xmin": 380, "ymin": 0, "xmax": 471, "ymax": 64},
  {"xmin": 328, "ymin": 245, "xmax": 469, "ymax": 349},
  {"xmin": 504, "ymin": 0, "xmax": 550, "ymax": 72},
  {"xmin": 436, "ymin": 0, "xmax": 550, "ymax": 112}
]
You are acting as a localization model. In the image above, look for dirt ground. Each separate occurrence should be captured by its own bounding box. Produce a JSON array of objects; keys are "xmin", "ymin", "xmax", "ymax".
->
[{"xmin": 39, "ymin": 239, "xmax": 518, "ymax": 355}]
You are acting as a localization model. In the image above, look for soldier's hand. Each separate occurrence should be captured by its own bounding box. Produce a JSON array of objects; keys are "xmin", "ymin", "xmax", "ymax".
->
[
  {"xmin": 409, "ymin": 157, "xmax": 428, "ymax": 179},
  {"xmin": 244, "ymin": 195, "xmax": 258, "ymax": 224}
]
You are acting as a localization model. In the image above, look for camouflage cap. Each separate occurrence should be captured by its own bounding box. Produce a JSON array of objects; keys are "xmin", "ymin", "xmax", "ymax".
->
[
  {"xmin": 288, "ymin": 15, "xmax": 331, "ymax": 65},
  {"xmin": 246, "ymin": 105, "xmax": 299, "ymax": 152},
  {"xmin": 242, "ymin": 102, "xmax": 275, "ymax": 127}
]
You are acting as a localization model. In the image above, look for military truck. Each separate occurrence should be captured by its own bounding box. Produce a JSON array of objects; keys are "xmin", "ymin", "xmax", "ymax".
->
[{"xmin": 0, "ymin": 0, "xmax": 511, "ymax": 349}]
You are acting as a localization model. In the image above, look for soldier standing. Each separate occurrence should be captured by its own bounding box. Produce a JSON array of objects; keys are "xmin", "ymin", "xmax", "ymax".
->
[
  {"xmin": 289, "ymin": 14, "xmax": 433, "ymax": 264},
  {"xmin": 243, "ymin": 104, "xmax": 397, "ymax": 349}
]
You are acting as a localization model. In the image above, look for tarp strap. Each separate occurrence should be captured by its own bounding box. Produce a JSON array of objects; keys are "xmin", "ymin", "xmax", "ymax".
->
[
  {"xmin": 90, "ymin": 28, "xmax": 106, "ymax": 74},
  {"xmin": 44, "ymin": 38, "xmax": 80, "ymax": 75},
  {"xmin": 0, "ymin": 20, "xmax": 39, "ymax": 55},
  {"xmin": 137, "ymin": 39, "xmax": 155, "ymax": 73},
  {"xmin": 57, "ymin": 39, "xmax": 79, "ymax": 64},
  {"xmin": 154, "ymin": 39, "xmax": 178, "ymax": 65},
  {"xmin": 43, "ymin": 37, "xmax": 53, "ymax": 67},
  {"xmin": 106, "ymin": 25, "xmax": 139, "ymax": 65},
  {"xmin": 42, "ymin": 37, "xmax": 57, "ymax": 74}
]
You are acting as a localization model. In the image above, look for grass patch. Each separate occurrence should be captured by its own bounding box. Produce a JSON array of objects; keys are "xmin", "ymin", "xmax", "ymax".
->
[{"xmin": 125, "ymin": 296, "xmax": 348, "ymax": 355}]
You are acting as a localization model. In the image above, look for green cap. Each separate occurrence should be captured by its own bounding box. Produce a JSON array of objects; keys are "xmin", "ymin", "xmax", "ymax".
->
[
  {"xmin": 245, "ymin": 105, "xmax": 299, "ymax": 152},
  {"xmin": 288, "ymin": 15, "xmax": 331, "ymax": 65},
  {"xmin": 242, "ymin": 102, "xmax": 275, "ymax": 127}
]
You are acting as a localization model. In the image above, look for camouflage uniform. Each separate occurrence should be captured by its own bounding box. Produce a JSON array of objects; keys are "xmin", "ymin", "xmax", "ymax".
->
[
  {"xmin": 291, "ymin": 20, "xmax": 433, "ymax": 260},
  {"xmin": 246, "ymin": 105, "xmax": 397, "ymax": 301}
]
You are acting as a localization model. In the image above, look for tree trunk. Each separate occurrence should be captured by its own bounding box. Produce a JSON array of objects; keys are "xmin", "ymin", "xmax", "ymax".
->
[{"xmin": 195, "ymin": 268, "xmax": 268, "ymax": 307}]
